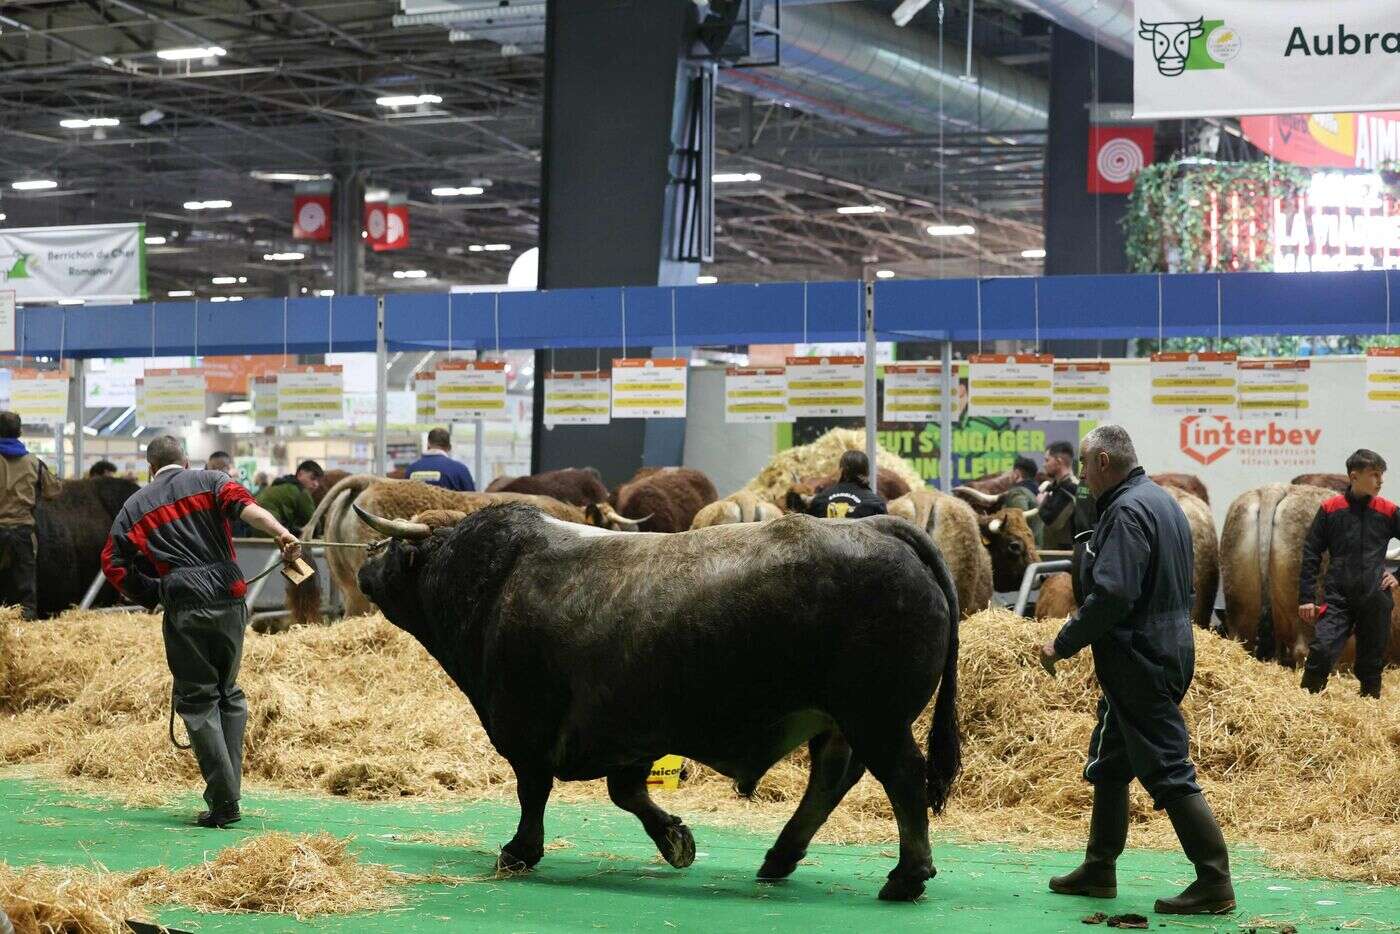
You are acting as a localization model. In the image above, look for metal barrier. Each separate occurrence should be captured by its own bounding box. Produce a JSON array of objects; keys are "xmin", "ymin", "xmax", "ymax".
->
[{"xmin": 1013, "ymin": 558, "xmax": 1073, "ymax": 618}]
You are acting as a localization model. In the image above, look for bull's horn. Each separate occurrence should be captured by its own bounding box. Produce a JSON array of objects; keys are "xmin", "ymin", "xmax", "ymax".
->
[
  {"xmin": 988, "ymin": 518, "xmax": 1003, "ymax": 534},
  {"xmin": 1021, "ymin": 507, "xmax": 1039, "ymax": 520},
  {"xmin": 953, "ymin": 486, "xmax": 1000, "ymax": 505},
  {"xmin": 353, "ymin": 504, "xmax": 431, "ymax": 540},
  {"xmin": 599, "ymin": 503, "xmax": 652, "ymax": 529}
]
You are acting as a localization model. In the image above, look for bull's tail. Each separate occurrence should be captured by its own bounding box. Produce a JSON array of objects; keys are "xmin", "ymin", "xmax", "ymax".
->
[{"xmin": 880, "ymin": 518, "xmax": 961, "ymax": 814}]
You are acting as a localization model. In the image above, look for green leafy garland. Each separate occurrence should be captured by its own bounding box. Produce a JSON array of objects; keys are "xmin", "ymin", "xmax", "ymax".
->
[{"xmin": 1123, "ymin": 160, "xmax": 1311, "ymax": 273}]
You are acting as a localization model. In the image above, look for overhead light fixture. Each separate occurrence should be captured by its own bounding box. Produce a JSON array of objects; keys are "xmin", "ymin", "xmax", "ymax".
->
[
  {"xmin": 210, "ymin": 296, "xmax": 228, "ymax": 303},
  {"xmin": 228, "ymin": 295, "xmax": 244, "ymax": 302},
  {"xmin": 376, "ymin": 93, "xmax": 442, "ymax": 107},
  {"xmin": 157, "ymin": 46, "xmax": 226, "ymax": 61},
  {"xmin": 1021, "ymin": 248, "xmax": 1047, "ymax": 259},
  {"xmin": 837, "ymin": 205, "xmax": 887, "ymax": 215},
  {"xmin": 144, "ymin": 236, "xmax": 166, "ymax": 246},
  {"xmin": 431, "ymin": 186, "xmax": 485, "ymax": 197},
  {"xmin": 393, "ymin": 269, "xmax": 428, "ymax": 279},
  {"xmin": 237, "ymin": 276, "xmax": 247, "ymax": 283},
  {"xmin": 713, "ymin": 172, "xmax": 762, "ymax": 183},
  {"xmin": 60, "ymin": 117, "xmax": 120, "ymax": 129},
  {"xmin": 57, "ymin": 299, "xmax": 85, "ymax": 306},
  {"xmin": 139, "ymin": 109, "xmax": 165, "ymax": 126},
  {"xmin": 927, "ymin": 224, "xmax": 976, "ymax": 237},
  {"xmin": 875, "ymin": 270, "xmax": 896, "ymax": 279},
  {"xmin": 12, "ymin": 179, "xmax": 57, "ymax": 191},
  {"xmin": 467, "ymin": 243, "xmax": 512, "ymax": 253},
  {"xmin": 263, "ymin": 252, "xmax": 304, "ymax": 262},
  {"xmin": 696, "ymin": 275, "xmax": 718, "ymax": 285},
  {"xmin": 167, "ymin": 290, "xmax": 194, "ymax": 298},
  {"xmin": 891, "ymin": 0, "xmax": 934, "ymax": 27},
  {"xmin": 316, "ymin": 289, "xmax": 335, "ymax": 297},
  {"xmin": 184, "ymin": 199, "xmax": 232, "ymax": 210},
  {"xmin": 0, "ymin": 214, "xmax": 7, "ymax": 222},
  {"xmin": 211, "ymin": 276, "xmax": 238, "ymax": 285},
  {"xmin": 250, "ymin": 171, "xmax": 331, "ymax": 183}
]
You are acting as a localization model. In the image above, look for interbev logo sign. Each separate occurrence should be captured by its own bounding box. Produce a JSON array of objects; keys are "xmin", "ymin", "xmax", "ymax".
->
[
  {"xmin": 1179, "ymin": 415, "xmax": 1322, "ymax": 468},
  {"xmin": 1138, "ymin": 16, "xmax": 1240, "ymax": 77}
]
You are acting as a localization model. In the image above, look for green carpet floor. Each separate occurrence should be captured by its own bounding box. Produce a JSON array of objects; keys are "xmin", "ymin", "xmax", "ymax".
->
[{"xmin": 1, "ymin": 775, "xmax": 1396, "ymax": 933}]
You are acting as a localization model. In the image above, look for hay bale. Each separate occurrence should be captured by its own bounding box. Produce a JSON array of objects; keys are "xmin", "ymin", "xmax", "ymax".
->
[
  {"xmin": 0, "ymin": 862, "xmax": 145, "ymax": 934},
  {"xmin": 744, "ymin": 429, "xmax": 924, "ymax": 505},
  {"xmin": 129, "ymin": 833, "xmax": 400, "ymax": 920},
  {"xmin": 324, "ymin": 763, "xmax": 422, "ymax": 799}
]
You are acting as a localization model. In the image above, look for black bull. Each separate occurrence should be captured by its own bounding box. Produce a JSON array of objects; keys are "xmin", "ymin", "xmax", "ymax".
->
[
  {"xmin": 34, "ymin": 476, "xmax": 140, "ymax": 616},
  {"xmin": 356, "ymin": 502, "xmax": 961, "ymax": 902}
]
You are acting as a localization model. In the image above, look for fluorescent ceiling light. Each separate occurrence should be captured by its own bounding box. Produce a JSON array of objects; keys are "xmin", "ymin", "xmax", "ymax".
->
[
  {"xmin": 483, "ymin": 243, "xmax": 510, "ymax": 251},
  {"xmin": 376, "ymin": 93, "xmax": 442, "ymax": 107},
  {"xmin": 57, "ymin": 299, "xmax": 85, "ymax": 306},
  {"xmin": 237, "ymin": 276, "xmax": 247, "ymax": 283},
  {"xmin": 927, "ymin": 224, "xmax": 976, "ymax": 237},
  {"xmin": 837, "ymin": 205, "xmax": 887, "ymax": 215},
  {"xmin": 875, "ymin": 270, "xmax": 896, "ymax": 279},
  {"xmin": 210, "ymin": 296, "xmax": 228, "ymax": 303},
  {"xmin": 393, "ymin": 269, "xmax": 428, "ymax": 279},
  {"xmin": 431, "ymin": 186, "xmax": 484, "ymax": 197},
  {"xmin": 228, "ymin": 295, "xmax": 244, "ymax": 302},
  {"xmin": 211, "ymin": 276, "xmax": 237, "ymax": 285},
  {"xmin": 139, "ymin": 109, "xmax": 165, "ymax": 126},
  {"xmin": 0, "ymin": 214, "xmax": 8, "ymax": 222},
  {"xmin": 157, "ymin": 46, "xmax": 226, "ymax": 61},
  {"xmin": 12, "ymin": 179, "xmax": 57, "ymax": 191},
  {"xmin": 1021, "ymin": 248, "xmax": 1047, "ymax": 259},
  {"xmin": 696, "ymin": 275, "xmax": 718, "ymax": 285},
  {"xmin": 249, "ymin": 171, "xmax": 331, "ymax": 182},
  {"xmin": 316, "ymin": 289, "xmax": 335, "ymax": 297},
  {"xmin": 167, "ymin": 290, "xmax": 194, "ymax": 298},
  {"xmin": 713, "ymin": 172, "xmax": 762, "ymax": 183},
  {"xmin": 892, "ymin": 0, "xmax": 934, "ymax": 27},
  {"xmin": 144, "ymin": 236, "xmax": 166, "ymax": 245},
  {"xmin": 184, "ymin": 199, "xmax": 232, "ymax": 210},
  {"xmin": 263, "ymin": 252, "xmax": 304, "ymax": 262}
]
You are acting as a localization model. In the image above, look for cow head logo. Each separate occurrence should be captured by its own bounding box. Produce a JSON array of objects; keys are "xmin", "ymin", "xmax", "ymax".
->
[
  {"xmin": 1139, "ymin": 17, "xmax": 1205, "ymax": 76},
  {"xmin": 1179, "ymin": 414, "xmax": 1231, "ymax": 466}
]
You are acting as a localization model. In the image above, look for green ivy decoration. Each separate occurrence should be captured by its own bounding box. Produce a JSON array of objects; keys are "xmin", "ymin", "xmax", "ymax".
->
[{"xmin": 1123, "ymin": 160, "xmax": 1311, "ymax": 274}]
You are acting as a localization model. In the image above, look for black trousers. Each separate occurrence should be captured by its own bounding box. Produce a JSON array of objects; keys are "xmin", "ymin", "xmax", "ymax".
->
[
  {"xmin": 1303, "ymin": 589, "xmax": 1392, "ymax": 689},
  {"xmin": 164, "ymin": 601, "xmax": 248, "ymax": 808},
  {"xmin": 0, "ymin": 524, "xmax": 38, "ymax": 620},
  {"xmin": 1084, "ymin": 641, "xmax": 1201, "ymax": 809}
]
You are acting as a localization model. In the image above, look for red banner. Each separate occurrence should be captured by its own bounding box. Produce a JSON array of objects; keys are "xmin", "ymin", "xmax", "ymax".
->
[
  {"xmin": 373, "ymin": 195, "xmax": 409, "ymax": 252},
  {"xmin": 363, "ymin": 197, "xmax": 388, "ymax": 250},
  {"xmin": 292, "ymin": 193, "xmax": 331, "ymax": 241},
  {"xmin": 1087, "ymin": 125, "xmax": 1155, "ymax": 194},
  {"xmin": 1240, "ymin": 112, "xmax": 1400, "ymax": 169}
]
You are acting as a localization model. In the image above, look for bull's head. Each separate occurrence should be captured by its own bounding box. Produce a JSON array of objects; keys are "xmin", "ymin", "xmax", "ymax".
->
[
  {"xmin": 584, "ymin": 502, "xmax": 653, "ymax": 531},
  {"xmin": 979, "ymin": 507, "xmax": 1041, "ymax": 592},
  {"xmin": 1139, "ymin": 18, "xmax": 1204, "ymax": 77},
  {"xmin": 354, "ymin": 506, "xmax": 444, "ymax": 638}
]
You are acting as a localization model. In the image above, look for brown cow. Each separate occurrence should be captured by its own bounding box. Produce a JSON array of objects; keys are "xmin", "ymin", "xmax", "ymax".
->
[
  {"xmin": 490, "ymin": 468, "xmax": 610, "ymax": 509},
  {"xmin": 1153, "ymin": 473, "xmax": 1209, "ymax": 505},
  {"xmin": 783, "ymin": 468, "xmax": 912, "ymax": 514},
  {"xmin": 888, "ymin": 489, "xmax": 993, "ymax": 616},
  {"xmin": 958, "ymin": 470, "xmax": 1021, "ymax": 497},
  {"xmin": 690, "ymin": 491, "xmax": 783, "ymax": 529},
  {"xmin": 593, "ymin": 467, "xmax": 718, "ymax": 533},
  {"xmin": 1034, "ymin": 572, "xmax": 1077, "ymax": 621},
  {"xmin": 1292, "ymin": 473, "xmax": 1349, "ymax": 493},
  {"xmin": 979, "ymin": 508, "xmax": 1041, "ymax": 593},
  {"xmin": 312, "ymin": 469, "xmax": 350, "ymax": 506},
  {"xmin": 1221, "ymin": 483, "xmax": 1400, "ymax": 669}
]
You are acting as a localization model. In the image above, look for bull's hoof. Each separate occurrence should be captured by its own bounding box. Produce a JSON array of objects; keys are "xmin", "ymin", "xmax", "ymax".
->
[
  {"xmin": 756, "ymin": 852, "xmax": 801, "ymax": 881},
  {"xmin": 653, "ymin": 819, "xmax": 696, "ymax": 869},
  {"xmin": 878, "ymin": 868, "xmax": 931, "ymax": 902},
  {"xmin": 496, "ymin": 845, "xmax": 541, "ymax": 874}
]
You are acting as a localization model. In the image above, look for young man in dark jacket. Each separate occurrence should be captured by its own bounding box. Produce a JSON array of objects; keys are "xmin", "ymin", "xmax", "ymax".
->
[
  {"xmin": 102, "ymin": 436, "xmax": 301, "ymax": 828},
  {"xmin": 806, "ymin": 450, "xmax": 887, "ymax": 519},
  {"xmin": 1298, "ymin": 448, "xmax": 1399, "ymax": 698},
  {"xmin": 1040, "ymin": 425, "xmax": 1234, "ymax": 916}
]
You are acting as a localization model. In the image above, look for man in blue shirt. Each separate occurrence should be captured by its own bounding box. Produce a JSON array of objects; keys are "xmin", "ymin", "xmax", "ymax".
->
[{"xmin": 405, "ymin": 428, "xmax": 475, "ymax": 491}]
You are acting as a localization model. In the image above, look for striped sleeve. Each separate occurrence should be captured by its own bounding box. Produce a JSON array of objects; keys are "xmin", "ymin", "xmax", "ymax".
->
[{"xmin": 213, "ymin": 475, "xmax": 254, "ymax": 518}]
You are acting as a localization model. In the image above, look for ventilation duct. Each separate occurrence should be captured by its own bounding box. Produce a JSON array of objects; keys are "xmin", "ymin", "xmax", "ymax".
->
[{"xmin": 1002, "ymin": 0, "xmax": 1133, "ymax": 58}]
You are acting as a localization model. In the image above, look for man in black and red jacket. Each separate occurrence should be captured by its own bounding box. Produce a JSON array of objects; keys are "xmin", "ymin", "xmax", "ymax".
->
[
  {"xmin": 1298, "ymin": 448, "xmax": 1400, "ymax": 698},
  {"xmin": 102, "ymin": 436, "xmax": 301, "ymax": 827}
]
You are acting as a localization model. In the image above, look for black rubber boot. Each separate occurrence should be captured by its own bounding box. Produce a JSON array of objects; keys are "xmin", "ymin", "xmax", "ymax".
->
[
  {"xmin": 1300, "ymin": 668, "xmax": 1328, "ymax": 694},
  {"xmin": 1049, "ymin": 783, "xmax": 1128, "ymax": 898},
  {"xmin": 1155, "ymin": 794, "xmax": 1235, "ymax": 915},
  {"xmin": 196, "ymin": 803, "xmax": 241, "ymax": 829}
]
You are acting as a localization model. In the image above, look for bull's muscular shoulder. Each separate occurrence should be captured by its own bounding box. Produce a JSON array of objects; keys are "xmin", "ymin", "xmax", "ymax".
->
[{"xmin": 1321, "ymin": 494, "xmax": 1349, "ymax": 515}]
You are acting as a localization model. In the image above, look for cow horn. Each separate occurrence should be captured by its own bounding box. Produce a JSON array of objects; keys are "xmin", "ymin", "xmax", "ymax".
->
[
  {"xmin": 599, "ymin": 503, "xmax": 652, "ymax": 529},
  {"xmin": 353, "ymin": 504, "xmax": 431, "ymax": 540},
  {"xmin": 988, "ymin": 518, "xmax": 1003, "ymax": 534},
  {"xmin": 953, "ymin": 486, "xmax": 1000, "ymax": 505},
  {"xmin": 1021, "ymin": 507, "xmax": 1039, "ymax": 520}
]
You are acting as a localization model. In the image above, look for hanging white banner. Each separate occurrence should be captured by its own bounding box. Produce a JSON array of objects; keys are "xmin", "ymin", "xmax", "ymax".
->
[
  {"xmin": 786, "ymin": 356, "xmax": 865, "ymax": 418},
  {"xmin": 1134, "ymin": 1, "xmax": 1400, "ymax": 120},
  {"xmin": 0, "ymin": 223, "xmax": 146, "ymax": 303},
  {"xmin": 436, "ymin": 360, "xmax": 509, "ymax": 421},
  {"xmin": 1053, "ymin": 362, "xmax": 1113, "ymax": 420},
  {"xmin": 1365, "ymin": 348, "xmax": 1400, "ymax": 412},
  {"xmin": 1237, "ymin": 359, "xmax": 1311, "ymax": 419},
  {"xmin": 882, "ymin": 363, "xmax": 946, "ymax": 423},
  {"xmin": 611, "ymin": 358, "xmax": 688, "ymax": 419},
  {"xmin": 544, "ymin": 370, "xmax": 611, "ymax": 427},
  {"xmin": 278, "ymin": 365, "xmax": 343, "ymax": 424},
  {"xmin": 968, "ymin": 354, "xmax": 1054, "ymax": 419},
  {"xmin": 725, "ymin": 367, "xmax": 791, "ymax": 424},
  {"xmin": 141, "ymin": 368, "xmax": 206, "ymax": 428},
  {"xmin": 1151, "ymin": 351, "xmax": 1238, "ymax": 415},
  {"xmin": 10, "ymin": 370, "xmax": 70, "ymax": 427}
]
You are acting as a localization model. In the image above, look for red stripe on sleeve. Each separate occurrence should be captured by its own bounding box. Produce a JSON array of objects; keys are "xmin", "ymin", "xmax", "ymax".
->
[{"xmin": 100, "ymin": 536, "xmax": 127, "ymax": 595}]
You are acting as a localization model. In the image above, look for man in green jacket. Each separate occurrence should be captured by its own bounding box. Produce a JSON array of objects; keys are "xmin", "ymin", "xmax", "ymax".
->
[{"xmin": 253, "ymin": 460, "xmax": 322, "ymax": 535}]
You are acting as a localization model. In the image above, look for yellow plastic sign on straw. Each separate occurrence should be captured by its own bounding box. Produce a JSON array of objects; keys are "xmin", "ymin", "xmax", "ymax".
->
[{"xmin": 647, "ymin": 755, "xmax": 685, "ymax": 791}]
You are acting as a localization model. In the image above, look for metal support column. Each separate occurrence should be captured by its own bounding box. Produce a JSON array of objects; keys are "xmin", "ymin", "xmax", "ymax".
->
[
  {"xmin": 73, "ymin": 358, "xmax": 86, "ymax": 476},
  {"xmin": 863, "ymin": 280, "xmax": 878, "ymax": 493},
  {"xmin": 374, "ymin": 295, "xmax": 387, "ymax": 475},
  {"xmin": 940, "ymin": 341, "xmax": 954, "ymax": 492},
  {"xmin": 474, "ymin": 418, "xmax": 485, "ymax": 489},
  {"xmin": 333, "ymin": 169, "xmax": 365, "ymax": 296},
  {"xmin": 54, "ymin": 425, "xmax": 65, "ymax": 479}
]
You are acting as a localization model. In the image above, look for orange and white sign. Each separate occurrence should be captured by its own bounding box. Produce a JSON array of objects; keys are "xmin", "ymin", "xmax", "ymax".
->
[
  {"xmin": 202, "ymin": 355, "xmax": 286, "ymax": 395},
  {"xmin": 1053, "ymin": 361, "xmax": 1112, "ymax": 420},
  {"xmin": 969, "ymin": 353, "xmax": 1054, "ymax": 419},
  {"xmin": 141, "ymin": 367, "xmax": 205, "ymax": 427},
  {"xmin": 436, "ymin": 360, "xmax": 507, "ymax": 421},
  {"xmin": 1151, "ymin": 351, "xmax": 1238, "ymax": 416},
  {"xmin": 725, "ymin": 367, "xmax": 790, "ymax": 424},
  {"xmin": 883, "ymin": 363, "xmax": 945, "ymax": 422},
  {"xmin": 1238, "ymin": 359, "xmax": 1310, "ymax": 419},
  {"xmin": 544, "ymin": 370, "xmax": 610, "ymax": 426},
  {"xmin": 611, "ymin": 358, "xmax": 687, "ymax": 419},
  {"xmin": 9, "ymin": 369, "xmax": 69, "ymax": 427},
  {"xmin": 252, "ymin": 375, "xmax": 278, "ymax": 424},
  {"xmin": 277, "ymin": 365, "xmax": 343, "ymax": 423},
  {"xmin": 786, "ymin": 355, "xmax": 865, "ymax": 418},
  {"xmin": 1365, "ymin": 348, "xmax": 1400, "ymax": 412}
]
